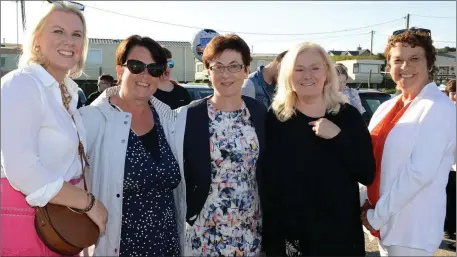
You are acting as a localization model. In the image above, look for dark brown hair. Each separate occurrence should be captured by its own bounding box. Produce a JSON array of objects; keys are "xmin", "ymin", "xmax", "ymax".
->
[
  {"xmin": 445, "ymin": 79, "xmax": 456, "ymax": 96},
  {"xmin": 202, "ymin": 34, "xmax": 252, "ymax": 70},
  {"xmin": 335, "ymin": 63, "xmax": 349, "ymax": 79},
  {"xmin": 115, "ymin": 35, "xmax": 167, "ymax": 83},
  {"xmin": 384, "ymin": 31, "xmax": 436, "ymax": 79},
  {"xmin": 275, "ymin": 50, "xmax": 288, "ymax": 63},
  {"xmin": 98, "ymin": 74, "xmax": 114, "ymax": 85},
  {"xmin": 163, "ymin": 47, "xmax": 172, "ymax": 59}
]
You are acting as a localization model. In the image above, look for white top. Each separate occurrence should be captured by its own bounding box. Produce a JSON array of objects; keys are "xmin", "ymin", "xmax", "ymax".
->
[
  {"xmin": 1, "ymin": 63, "xmax": 87, "ymax": 207},
  {"xmin": 365, "ymin": 82, "xmax": 456, "ymax": 253},
  {"xmin": 78, "ymin": 87, "xmax": 186, "ymax": 256}
]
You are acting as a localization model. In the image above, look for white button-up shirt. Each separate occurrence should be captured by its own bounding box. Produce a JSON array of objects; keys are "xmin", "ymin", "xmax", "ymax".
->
[
  {"xmin": 366, "ymin": 83, "xmax": 456, "ymax": 253},
  {"xmin": 1, "ymin": 63, "xmax": 87, "ymax": 207}
]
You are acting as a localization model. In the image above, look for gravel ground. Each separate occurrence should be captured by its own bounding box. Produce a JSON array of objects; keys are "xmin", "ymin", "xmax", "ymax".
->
[{"xmin": 364, "ymin": 234, "xmax": 456, "ymax": 256}]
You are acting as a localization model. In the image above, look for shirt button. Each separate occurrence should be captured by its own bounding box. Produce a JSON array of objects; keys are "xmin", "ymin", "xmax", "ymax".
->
[
  {"xmin": 125, "ymin": 114, "xmax": 129, "ymax": 118},
  {"xmin": 121, "ymin": 139, "xmax": 125, "ymax": 143},
  {"xmin": 114, "ymin": 248, "xmax": 118, "ymax": 253},
  {"xmin": 116, "ymin": 194, "xmax": 120, "ymax": 198},
  {"xmin": 124, "ymin": 121, "xmax": 128, "ymax": 125}
]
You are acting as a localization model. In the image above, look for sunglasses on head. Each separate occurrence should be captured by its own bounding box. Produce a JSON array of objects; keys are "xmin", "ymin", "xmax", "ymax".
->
[
  {"xmin": 392, "ymin": 27, "xmax": 431, "ymax": 37},
  {"xmin": 167, "ymin": 60, "xmax": 175, "ymax": 68},
  {"xmin": 123, "ymin": 59, "xmax": 164, "ymax": 78},
  {"xmin": 47, "ymin": 1, "xmax": 85, "ymax": 11}
]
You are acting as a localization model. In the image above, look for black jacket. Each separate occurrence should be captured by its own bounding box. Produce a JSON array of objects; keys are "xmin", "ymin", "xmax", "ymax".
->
[{"xmin": 183, "ymin": 95, "xmax": 267, "ymax": 226}]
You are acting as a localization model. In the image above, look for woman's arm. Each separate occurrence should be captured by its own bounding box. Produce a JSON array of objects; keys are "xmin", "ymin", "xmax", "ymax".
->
[
  {"xmin": 1, "ymin": 74, "xmax": 105, "ymax": 217},
  {"xmin": 366, "ymin": 102, "xmax": 456, "ymax": 230},
  {"xmin": 329, "ymin": 105, "xmax": 376, "ymax": 185}
]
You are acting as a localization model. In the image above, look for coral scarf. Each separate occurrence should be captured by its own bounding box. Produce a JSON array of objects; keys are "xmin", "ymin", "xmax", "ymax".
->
[{"xmin": 367, "ymin": 97, "xmax": 413, "ymax": 238}]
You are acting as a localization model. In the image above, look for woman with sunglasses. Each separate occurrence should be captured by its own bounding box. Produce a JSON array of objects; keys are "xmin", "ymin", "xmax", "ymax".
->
[
  {"xmin": 79, "ymin": 35, "xmax": 186, "ymax": 256},
  {"xmin": 154, "ymin": 47, "xmax": 192, "ymax": 109},
  {"xmin": 174, "ymin": 34, "xmax": 266, "ymax": 256},
  {"xmin": 360, "ymin": 29, "xmax": 456, "ymax": 256}
]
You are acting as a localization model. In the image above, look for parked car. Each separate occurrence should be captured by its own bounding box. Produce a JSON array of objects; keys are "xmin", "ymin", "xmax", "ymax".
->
[
  {"xmin": 358, "ymin": 89, "xmax": 391, "ymax": 125},
  {"xmin": 182, "ymin": 83, "xmax": 214, "ymax": 101}
]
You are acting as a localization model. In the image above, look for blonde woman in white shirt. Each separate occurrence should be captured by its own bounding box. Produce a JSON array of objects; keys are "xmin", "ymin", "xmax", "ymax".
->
[{"xmin": 0, "ymin": 2, "xmax": 107, "ymax": 256}]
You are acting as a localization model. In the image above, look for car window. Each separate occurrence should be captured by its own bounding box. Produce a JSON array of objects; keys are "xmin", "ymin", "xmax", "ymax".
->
[
  {"xmin": 359, "ymin": 93, "xmax": 390, "ymax": 116},
  {"xmin": 186, "ymin": 87, "xmax": 214, "ymax": 100}
]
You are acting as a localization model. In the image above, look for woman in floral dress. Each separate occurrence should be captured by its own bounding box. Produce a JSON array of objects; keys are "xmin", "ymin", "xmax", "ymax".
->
[{"xmin": 174, "ymin": 34, "xmax": 267, "ymax": 256}]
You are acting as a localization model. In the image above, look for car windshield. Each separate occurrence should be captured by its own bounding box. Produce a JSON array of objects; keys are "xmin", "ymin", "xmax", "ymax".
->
[
  {"xmin": 186, "ymin": 87, "xmax": 214, "ymax": 100},
  {"xmin": 359, "ymin": 93, "xmax": 391, "ymax": 116}
]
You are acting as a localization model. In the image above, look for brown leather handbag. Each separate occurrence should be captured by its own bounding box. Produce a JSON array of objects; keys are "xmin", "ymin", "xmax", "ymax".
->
[{"xmin": 34, "ymin": 106, "xmax": 100, "ymax": 255}]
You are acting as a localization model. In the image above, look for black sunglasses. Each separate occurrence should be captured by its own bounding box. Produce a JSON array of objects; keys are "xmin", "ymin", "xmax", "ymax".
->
[
  {"xmin": 392, "ymin": 27, "xmax": 431, "ymax": 37},
  {"xmin": 123, "ymin": 60, "xmax": 164, "ymax": 78},
  {"xmin": 167, "ymin": 60, "xmax": 175, "ymax": 69}
]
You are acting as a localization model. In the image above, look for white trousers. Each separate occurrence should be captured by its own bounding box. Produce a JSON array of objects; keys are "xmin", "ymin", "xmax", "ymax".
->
[{"xmin": 378, "ymin": 242, "xmax": 434, "ymax": 256}]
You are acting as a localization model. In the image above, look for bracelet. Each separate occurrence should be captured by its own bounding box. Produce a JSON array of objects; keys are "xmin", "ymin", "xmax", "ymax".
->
[{"xmin": 68, "ymin": 192, "xmax": 95, "ymax": 214}]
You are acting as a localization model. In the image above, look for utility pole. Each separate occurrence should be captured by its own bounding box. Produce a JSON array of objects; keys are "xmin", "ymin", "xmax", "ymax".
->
[
  {"xmin": 370, "ymin": 30, "xmax": 375, "ymax": 56},
  {"xmin": 21, "ymin": 0, "xmax": 26, "ymax": 32},
  {"xmin": 16, "ymin": 0, "xmax": 19, "ymax": 45},
  {"xmin": 406, "ymin": 13, "xmax": 410, "ymax": 29}
]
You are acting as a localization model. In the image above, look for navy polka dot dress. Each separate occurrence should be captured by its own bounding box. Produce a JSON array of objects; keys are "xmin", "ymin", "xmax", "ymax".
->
[{"xmin": 119, "ymin": 106, "xmax": 181, "ymax": 256}]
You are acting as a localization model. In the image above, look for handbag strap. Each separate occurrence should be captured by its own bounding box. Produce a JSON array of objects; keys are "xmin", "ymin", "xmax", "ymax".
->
[{"xmin": 59, "ymin": 83, "xmax": 90, "ymax": 191}]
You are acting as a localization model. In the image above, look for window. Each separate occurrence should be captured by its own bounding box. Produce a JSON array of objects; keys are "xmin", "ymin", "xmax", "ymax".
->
[
  {"xmin": 353, "ymin": 63, "xmax": 359, "ymax": 73},
  {"xmin": 0, "ymin": 57, "xmax": 5, "ymax": 67},
  {"xmin": 359, "ymin": 64, "xmax": 379, "ymax": 73},
  {"xmin": 87, "ymin": 49, "xmax": 102, "ymax": 65},
  {"xmin": 257, "ymin": 60, "xmax": 266, "ymax": 69},
  {"xmin": 196, "ymin": 63, "xmax": 204, "ymax": 72}
]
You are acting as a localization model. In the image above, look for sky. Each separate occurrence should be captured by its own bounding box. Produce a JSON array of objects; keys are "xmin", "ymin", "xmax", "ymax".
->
[{"xmin": 1, "ymin": 1, "xmax": 455, "ymax": 55}]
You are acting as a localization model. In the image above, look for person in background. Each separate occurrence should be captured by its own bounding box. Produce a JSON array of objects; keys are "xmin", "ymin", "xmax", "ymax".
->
[
  {"xmin": 154, "ymin": 47, "xmax": 192, "ymax": 109},
  {"xmin": 175, "ymin": 34, "xmax": 266, "ymax": 256},
  {"xmin": 262, "ymin": 42, "xmax": 375, "ymax": 256},
  {"xmin": 335, "ymin": 63, "xmax": 366, "ymax": 114},
  {"xmin": 79, "ymin": 35, "xmax": 186, "ymax": 256},
  {"xmin": 77, "ymin": 87, "xmax": 87, "ymax": 108},
  {"xmin": 1, "ymin": 2, "xmax": 107, "ymax": 256},
  {"xmin": 361, "ymin": 28, "xmax": 456, "ymax": 256},
  {"xmin": 242, "ymin": 50, "xmax": 288, "ymax": 108},
  {"xmin": 444, "ymin": 78, "xmax": 456, "ymax": 250},
  {"xmin": 85, "ymin": 73, "xmax": 114, "ymax": 105}
]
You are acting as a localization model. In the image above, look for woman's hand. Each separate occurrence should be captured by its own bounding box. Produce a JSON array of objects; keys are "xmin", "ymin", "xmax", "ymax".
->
[
  {"xmin": 309, "ymin": 118, "xmax": 341, "ymax": 139},
  {"xmin": 86, "ymin": 199, "xmax": 108, "ymax": 234}
]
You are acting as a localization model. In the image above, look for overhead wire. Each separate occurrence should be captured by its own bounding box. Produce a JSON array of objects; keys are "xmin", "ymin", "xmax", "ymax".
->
[{"xmin": 83, "ymin": 3, "xmax": 405, "ymax": 37}]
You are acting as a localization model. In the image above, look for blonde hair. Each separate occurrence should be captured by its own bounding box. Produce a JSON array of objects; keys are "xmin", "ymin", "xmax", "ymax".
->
[
  {"xmin": 271, "ymin": 42, "xmax": 348, "ymax": 122},
  {"xmin": 18, "ymin": 2, "xmax": 88, "ymax": 78}
]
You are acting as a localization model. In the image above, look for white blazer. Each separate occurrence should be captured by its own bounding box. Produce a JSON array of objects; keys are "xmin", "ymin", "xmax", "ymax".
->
[
  {"xmin": 365, "ymin": 82, "xmax": 456, "ymax": 253},
  {"xmin": 78, "ymin": 86, "xmax": 186, "ymax": 256},
  {"xmin": 1, "ymin": 63, "xmax": 86, "ymax": 207}
]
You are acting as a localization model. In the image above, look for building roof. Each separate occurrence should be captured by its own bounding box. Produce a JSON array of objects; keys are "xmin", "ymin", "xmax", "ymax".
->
[
  {"xmin": 329, "ymin": 49, "xmax": 371, "ymax": 56},
  {"xmin": 88, "ymin": 38, "xmax": 191, "ymax": 47},
  {"xmin": 0, "ymin": 46, "xmax": 21, "ymax": 54}
]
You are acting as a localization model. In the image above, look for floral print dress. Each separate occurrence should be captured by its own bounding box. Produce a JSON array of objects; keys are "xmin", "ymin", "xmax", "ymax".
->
[{"xmin": 185, "ymin": 101, "xmax": 262, "ymax": 256}]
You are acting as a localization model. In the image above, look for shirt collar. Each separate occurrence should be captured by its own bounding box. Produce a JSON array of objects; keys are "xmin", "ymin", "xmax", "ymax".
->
[{"xmin": 27, "ymin": 62, "xmax": 78, "ymax": 95}]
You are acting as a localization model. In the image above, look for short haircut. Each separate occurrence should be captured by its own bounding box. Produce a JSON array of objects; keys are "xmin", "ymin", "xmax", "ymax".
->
[
  {"xmin": 384, "ymin": 30, "xmax": 436, "ymax": 79},
  {"xmin": 115, "ymin": 35, "xmax": 167, "ymax": 83},
  {"xmin": 335, "ymin": 63, "xmax": 349, "ymax": 80},
  {"xmin": 98, "ymin": 74, "xmax": 114, "ymax": 85},
  {"xmin": 275, "ymin": 50, "xmax": 288, "ymax": 63},
  {"xmin": 163, "ymin": 47, "xmax": 172, "ymax": 59},
  {"xmin": 202, "ymin": 34, "xmax": 252, "ymax": 69},
  {"xmin": 445, "ymin": 79, "xmax": 456, "ymax": 96}
]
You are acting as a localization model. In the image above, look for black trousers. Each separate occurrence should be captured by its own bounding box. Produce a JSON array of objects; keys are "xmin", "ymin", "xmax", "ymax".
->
[{"xmin": 446, "ymin": 171, "xmax": 456, "ymax": 235}]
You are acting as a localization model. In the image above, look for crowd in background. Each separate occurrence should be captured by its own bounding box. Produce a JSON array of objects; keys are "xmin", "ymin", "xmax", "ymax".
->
[{"xmin": 1, "ymin": 2, "xmax": 456, "ymax": 257}]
